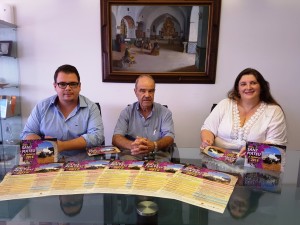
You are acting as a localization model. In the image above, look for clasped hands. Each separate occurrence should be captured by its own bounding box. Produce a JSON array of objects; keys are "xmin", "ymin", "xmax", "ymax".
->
[{"xmin": 130, "ymin": 136, "xmax": 155, "ymax": 156}]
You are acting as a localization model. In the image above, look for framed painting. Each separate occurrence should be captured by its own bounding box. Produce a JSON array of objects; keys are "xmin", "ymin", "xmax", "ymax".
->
[{"xmin": 101, "ymin": 0, "xmax": 221, "ymax": 83}]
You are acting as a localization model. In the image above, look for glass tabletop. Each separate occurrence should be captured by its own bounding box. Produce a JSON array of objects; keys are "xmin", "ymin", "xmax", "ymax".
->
[{"xmin": 0, "ymin": 147, "xmax": 299, "ymax": 225}]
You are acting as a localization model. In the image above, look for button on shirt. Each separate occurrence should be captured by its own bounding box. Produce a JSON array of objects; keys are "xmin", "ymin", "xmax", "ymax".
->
[
  {"xmin": 20, "ymin": 95, "xmax": 104, "ymax": 156},
  {"xmin": 113, "ymin": 102, "xmax": 175, "ymax": 143}
]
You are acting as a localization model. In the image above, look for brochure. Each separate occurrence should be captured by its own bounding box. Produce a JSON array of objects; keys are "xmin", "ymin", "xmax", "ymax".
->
[
  {"xmin": 0, "ymin": 159, "xmax": 239, "ymax": 213},
  {"xmin": 19, "ymin": 138, "xmax": 58, "ymax": 165},
  {"xmin": 202, "ymin": 146, "xmax": 239, "ymax": 164},
  {"xmin": 94, "ymin": 160, "xmax": 145, "ymax": 194},
  {"xmin": 244, "ymin": 142, "xmax": 286, "ymax": 172},
  {"xmin": 86, "ymin": 145, "xmax": 120, "ymax": 156},
  {"xmin": 63, "ymin": 160, "xmax": 110, "ymax": 171},
  {"xmin": 181, "ymin": 165, "xmax": 238, "ymax": 185},
  {"xmin": 11, "ymin": 163, "xmax": 63, "ymax": 175}
]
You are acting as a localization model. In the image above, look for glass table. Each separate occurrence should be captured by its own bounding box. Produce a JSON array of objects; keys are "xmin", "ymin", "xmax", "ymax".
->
[{"xmin": 0, "ymin": 147, "xmax": 299, "ymax": 225}]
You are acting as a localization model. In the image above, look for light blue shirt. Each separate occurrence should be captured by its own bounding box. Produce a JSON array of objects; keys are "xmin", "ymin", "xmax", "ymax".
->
[
  {"xmin": 113, "ymin": 102, "xmax": 175, "ymax": 142},
  {"xmin": 21, "ymin": 95, "xmax": 104, "ymax": 156}
]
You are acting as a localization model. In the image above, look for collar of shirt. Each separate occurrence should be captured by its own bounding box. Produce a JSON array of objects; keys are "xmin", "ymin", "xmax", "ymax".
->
[{"xmin": 136, "ymin": 102, "xmax": 155, "ymax": 119}]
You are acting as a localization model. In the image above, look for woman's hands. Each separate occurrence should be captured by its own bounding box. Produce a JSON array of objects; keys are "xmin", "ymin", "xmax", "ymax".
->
[
  {"xmin": 200, "ymin": 130, "xmax": 215, "ymax": 150},
  {"xmin": 238, "ymin": 146, "xmax": 246, "ymax": 157}
]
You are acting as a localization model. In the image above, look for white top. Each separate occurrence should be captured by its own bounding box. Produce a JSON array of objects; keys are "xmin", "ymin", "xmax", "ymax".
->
[{"xmin": 201, "ymin": 99, "xmax": 287, "ymax": 150}]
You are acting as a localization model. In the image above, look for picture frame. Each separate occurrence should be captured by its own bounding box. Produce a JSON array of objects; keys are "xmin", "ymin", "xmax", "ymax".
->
[
  {"xmin": 0, "ymin": 41, "xmax": 13, "ymax": 56},
  {"xmin": 101, "ymin": 0, "xmax": 221, "ymax": 84}
]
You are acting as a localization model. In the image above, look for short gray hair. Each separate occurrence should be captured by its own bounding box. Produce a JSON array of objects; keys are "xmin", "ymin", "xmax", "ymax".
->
[{"xmin": 135, "ymin": 74, "xmax": 155, "ymax": 88}]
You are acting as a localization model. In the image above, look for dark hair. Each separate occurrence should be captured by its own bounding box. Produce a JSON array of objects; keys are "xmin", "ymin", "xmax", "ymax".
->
[
  {"xmin": 227, "ymin": 68, "xmax": 280, "ymax": 106},
  {"xmin": 54, "ymin": 64, "xmax": 80, "ymax": 83}
]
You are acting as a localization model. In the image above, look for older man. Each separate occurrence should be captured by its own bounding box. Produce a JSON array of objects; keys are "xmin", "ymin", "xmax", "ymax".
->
[{"xmin": 112, "ymin": 74, "xmax": 175, "ymax": 161}]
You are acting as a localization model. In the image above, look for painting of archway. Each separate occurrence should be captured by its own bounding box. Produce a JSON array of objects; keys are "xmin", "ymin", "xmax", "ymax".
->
[{"xmin": 101, "ymin": 0, "xmax": 221, "ymax": 83}]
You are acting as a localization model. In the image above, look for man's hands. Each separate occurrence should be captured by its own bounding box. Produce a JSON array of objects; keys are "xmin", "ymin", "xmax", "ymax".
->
[{"xmin": 130, "ymin": 136, "xmax": 155, "ymax": 156}]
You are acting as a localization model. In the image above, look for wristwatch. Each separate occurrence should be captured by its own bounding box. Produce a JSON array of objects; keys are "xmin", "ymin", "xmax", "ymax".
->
[{"xmin": 153, "ymin": 141, "xmax": 158, "ymax": 153}]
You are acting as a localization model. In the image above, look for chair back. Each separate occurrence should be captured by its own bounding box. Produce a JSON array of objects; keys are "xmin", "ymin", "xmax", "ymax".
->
[
  {"xmin": 95, "ymin": 102, "xmax": 105, "ymax": 145},
  {"xmin": 95, "ymin": 102, "xmax": 102, "ymax": 116},
  {"xmin": 211, "ymin": 103, "xmax": 217, "ymax": 112}
]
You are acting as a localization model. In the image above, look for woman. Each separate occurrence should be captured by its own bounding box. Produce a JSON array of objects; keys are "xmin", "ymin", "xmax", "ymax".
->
[{"xmin": 200, "ymin": 68, "xmax": 287, "ymax": 156}]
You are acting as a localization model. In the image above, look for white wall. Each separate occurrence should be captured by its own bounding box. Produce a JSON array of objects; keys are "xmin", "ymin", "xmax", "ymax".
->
[{"xmin": 2, "ymin": 0, "xmax": 300, "ymax": 182}]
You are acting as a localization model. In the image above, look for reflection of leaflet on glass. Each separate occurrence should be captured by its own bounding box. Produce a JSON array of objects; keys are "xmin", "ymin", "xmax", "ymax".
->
[{"xmin": 243, "ymin": 172, "xmax": 281, "ymax": 193}]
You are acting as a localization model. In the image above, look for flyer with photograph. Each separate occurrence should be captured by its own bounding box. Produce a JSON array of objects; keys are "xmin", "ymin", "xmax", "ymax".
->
[
  {"xmin": 86, "ymin": 145, "xmax": 120, "ymax": 156},
  {"xmin": 19, "ymin": 138, "xmax": 58, "ymax": 165},
  {"xmin": 244, "ymin": 142, "xmax": 286, "ymax": 172},
  {"xmin": 202, "ymin": 146, "xmax": 239, "ymax": 164}
]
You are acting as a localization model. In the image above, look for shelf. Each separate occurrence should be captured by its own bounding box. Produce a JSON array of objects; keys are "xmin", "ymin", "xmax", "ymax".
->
[
  {"xmin": 0, "ymin": 84, "xmax": 18, "ymax": 89},
  {"xmin": 0, "ymin": 20, "xmax": 17, "ymax": 28},
  {"xmin": 1, "ymin": 18, "xmax": 20, "ymax": 178}
]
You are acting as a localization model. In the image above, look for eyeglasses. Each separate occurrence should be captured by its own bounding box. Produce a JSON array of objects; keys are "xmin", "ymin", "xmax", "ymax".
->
[{"xmin": 56, "ymin": 82, "xmax": 80, "ymax": 89}]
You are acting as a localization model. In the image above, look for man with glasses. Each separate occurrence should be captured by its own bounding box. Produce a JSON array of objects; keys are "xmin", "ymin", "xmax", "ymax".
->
[
  {"xmin": 112, "ymin": 74, "xmax": 175, "ymax": 162},
  {"xmin": 21, "ymin": 64, "xmax": 104, "ymax": 161}
]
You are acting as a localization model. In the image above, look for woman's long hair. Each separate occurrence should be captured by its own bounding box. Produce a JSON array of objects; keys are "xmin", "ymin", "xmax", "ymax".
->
[{"xmin": 227, "ymin": 68, "xmax": 281, "ymax": 106}]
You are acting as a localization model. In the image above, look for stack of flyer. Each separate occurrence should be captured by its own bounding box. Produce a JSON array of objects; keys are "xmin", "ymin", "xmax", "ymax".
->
[
  {"xmin": 86, "ymin": 145, "xmax": 120, "ymax": 156},
  {"xmin": 19, "ymin": 138, "xmax": 58, "ymax": 165},
  {"xmin": 244, "ymin": 141, "xmax": 286, "ymax": 172},
  {"xmin": 201, "ymin": 146, "xmax": 239, "ymax": 164}
]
